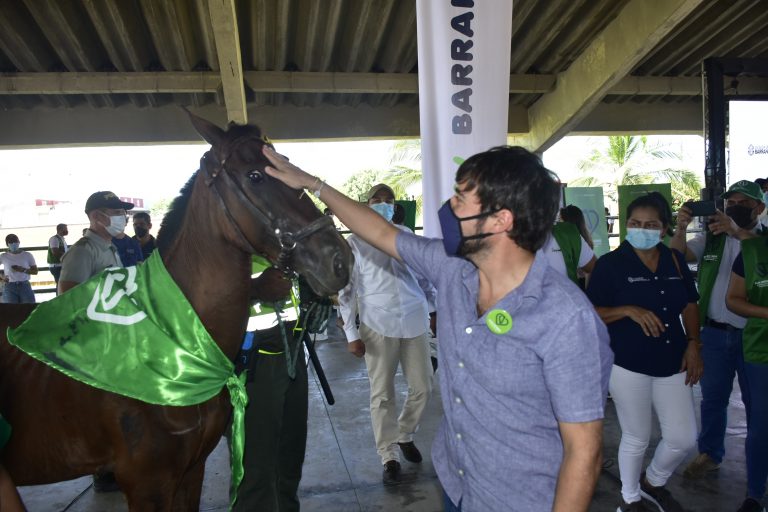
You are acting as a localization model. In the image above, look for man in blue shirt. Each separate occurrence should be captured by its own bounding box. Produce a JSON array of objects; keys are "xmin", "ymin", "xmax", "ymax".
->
[{"xmin": 262, "ymin": 145, "xmax": 613, "ymax": 511}]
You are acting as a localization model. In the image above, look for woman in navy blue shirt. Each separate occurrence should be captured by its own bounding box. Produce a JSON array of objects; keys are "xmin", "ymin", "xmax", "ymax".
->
[{"xmin": 587, "ymin": 192, "xmax": 702, "ymax": 512}]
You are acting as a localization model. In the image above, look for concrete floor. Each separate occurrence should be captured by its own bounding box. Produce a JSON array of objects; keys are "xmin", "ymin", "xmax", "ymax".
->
[{"xmin": 18, "ymin": 316, "xmax": 751, "ymax": 511}]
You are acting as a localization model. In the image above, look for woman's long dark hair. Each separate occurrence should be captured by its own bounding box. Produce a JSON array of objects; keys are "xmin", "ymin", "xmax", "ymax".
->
[{"xmin": 560, "ymin": 205, "xmax": 593, "ymax": 249}]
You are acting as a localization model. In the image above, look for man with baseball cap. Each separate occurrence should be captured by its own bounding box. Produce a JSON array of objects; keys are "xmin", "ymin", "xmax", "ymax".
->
[
  {"xmin": 59, "ymin": 192, "xmax": 134, "ymax": 294},
  {"xmin": 337, "ymin": 183, "xmax": 436, "ymax": 484},
  {"xmin": 671, "ymin": 180, "xmax": 766, "ymax": 480}
]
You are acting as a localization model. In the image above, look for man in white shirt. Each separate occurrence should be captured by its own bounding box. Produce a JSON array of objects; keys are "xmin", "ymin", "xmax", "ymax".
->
[{"xmin": 338, "ymin": 184, "xmax": 436, "ymax": 485}]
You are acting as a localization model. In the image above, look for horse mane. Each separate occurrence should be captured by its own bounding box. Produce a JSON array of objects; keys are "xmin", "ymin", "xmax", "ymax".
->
[{"xmin": 156, "ymin": 171, "xmax": 197, "ymax": 255}]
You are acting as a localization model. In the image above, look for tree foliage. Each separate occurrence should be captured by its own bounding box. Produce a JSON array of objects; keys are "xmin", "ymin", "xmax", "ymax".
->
[{"xmin": 573, "ymin": 135, "xmax": 702, "ymax": 210}]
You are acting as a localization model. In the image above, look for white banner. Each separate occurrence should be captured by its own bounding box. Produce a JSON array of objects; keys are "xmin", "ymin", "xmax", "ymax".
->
[
  {"xmin": 417, "ymin": 0, "xmax": 513, "ymax": 237},
  {"xmin": 728, "ymin": 100, "xmax": 768, "ymax": 186}
]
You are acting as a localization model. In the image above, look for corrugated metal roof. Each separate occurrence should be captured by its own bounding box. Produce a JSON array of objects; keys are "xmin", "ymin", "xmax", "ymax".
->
[{"xmin": 0, "ymin": 0, "xmax": 766, "ymax": 142}]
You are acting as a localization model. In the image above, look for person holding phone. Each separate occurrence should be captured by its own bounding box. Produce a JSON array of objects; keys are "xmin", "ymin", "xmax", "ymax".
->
[{"xmin": 670, "ymin": 180, "xmax": 766, "ymax": 479}]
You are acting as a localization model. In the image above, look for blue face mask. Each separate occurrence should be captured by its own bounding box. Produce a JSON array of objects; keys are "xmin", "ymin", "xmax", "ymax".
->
[
  {"xmin": 370, "ymin": 202, "xmax": 394, "ymax": 222},
  {"xmin": 763, "ymin": 191, "xmax": 768, "ymax": 206},
  {"xmin": 625, "ymin": 228, "xmax": 661, "ymax": 250},
  {"xmin": 8, "ymin": 242, "xmax": 20, "ymax": 252},
  {"xmin": 438, "ymin": 200, "xmax": 497, "ymax": 256}
]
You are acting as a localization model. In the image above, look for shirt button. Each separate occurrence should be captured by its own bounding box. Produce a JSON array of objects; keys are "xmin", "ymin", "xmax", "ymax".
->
[
  {"xmin": 458, "ymin": 469, "xmax": 465, "ymax": 476},
  {"xmin": 455, "ymin": 397, "xmax": 462, "ymax": 404},
  {"xmin": 663, "ymin": 307, "xmax": 667, "ymax": 311},
  {"xmin": 458, "ymin": 361, "xmax": 465, "ymax": 368},
  {"xmin": 456, "ymin": 433, "xmax": 462, "ymax": 440},
  {"xmin": 664, "ymin": 323, "xmax": 669, "ymax": 327},
  {"xmin": 465, "ymin": 327, "xmax": 472, "ymax": 334},
  {"xmin": 660, "ymin": 291, "xmax": 665, "ymax": 294},
  {"xmin": 654, "ymin": 276, "xmax": 659, "ymax": 280},
  {"xmin": 666, "ymin": 340, "xmax": 670, "ymax": 344}
]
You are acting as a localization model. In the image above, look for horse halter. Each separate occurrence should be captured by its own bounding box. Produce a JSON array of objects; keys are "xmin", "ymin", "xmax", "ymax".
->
[{"xmin": 202, "ymin": 137, "xmax": 334, "ymax": 277}]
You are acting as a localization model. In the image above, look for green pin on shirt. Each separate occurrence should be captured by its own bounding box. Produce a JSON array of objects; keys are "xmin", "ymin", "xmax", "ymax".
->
[{"xmin": 486, "ymin": 309, "xmax": 513, "ymax": 334}]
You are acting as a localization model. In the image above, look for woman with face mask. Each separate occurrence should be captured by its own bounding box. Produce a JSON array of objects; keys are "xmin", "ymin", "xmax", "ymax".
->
[
  {"xmin": 0, "ymin": 234, "xmax": 38, "ymax": 304},
  {"xmin": 586, "ymin": 192, "xmax": 702, "ymax": 512}
]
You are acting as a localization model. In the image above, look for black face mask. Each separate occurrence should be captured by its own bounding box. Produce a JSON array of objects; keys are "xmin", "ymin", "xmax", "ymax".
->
[
  {"xmin": 134, "ymin": 226, "xmax": 148, "ymax": 238},
  {"xmin": 725, "ymin": 205, "xmax": 755, "ymax": 229}
]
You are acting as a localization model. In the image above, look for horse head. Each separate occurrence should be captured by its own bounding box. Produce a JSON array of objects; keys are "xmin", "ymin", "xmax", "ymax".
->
[{"xmin": 185, "ymin": 111, "xmax": 352, "ymax": 296}]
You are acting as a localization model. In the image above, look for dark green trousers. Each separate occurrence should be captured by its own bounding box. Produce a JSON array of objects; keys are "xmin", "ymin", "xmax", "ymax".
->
[{"xmin": 230, "ymin": 324, "xmax": 308, "ymax": 512}]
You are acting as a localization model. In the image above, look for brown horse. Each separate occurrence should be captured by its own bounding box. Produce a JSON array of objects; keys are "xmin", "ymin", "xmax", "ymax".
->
[{"xmin": 0, "ymin": 113, "xmax": 352, "ymax": 510}]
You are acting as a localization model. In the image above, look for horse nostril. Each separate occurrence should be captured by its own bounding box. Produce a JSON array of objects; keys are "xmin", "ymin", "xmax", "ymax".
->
[{"xmin": 332, "ymin": 252, "xmax": 346, "ymax": 278}]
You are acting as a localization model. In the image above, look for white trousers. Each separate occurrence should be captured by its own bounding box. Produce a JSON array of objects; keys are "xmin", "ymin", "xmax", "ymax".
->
[
  {"xmin": 360, "ymin": 323, "xmax": 433, "ymax": 464},
  {"xmin": 609, "ymin": 365, "xmax": 697, "ymax": 503}
]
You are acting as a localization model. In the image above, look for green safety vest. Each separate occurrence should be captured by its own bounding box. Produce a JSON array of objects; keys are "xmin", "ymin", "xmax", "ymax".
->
[
  {"xmin": 552, "ymin": 222, "xmax": 582, "ymax": 285},
  {"xmin": 697, "ymin": 231, "xmax": 727, "ymax": 322},
  {"xmin": 698, "ymin": 226, "xmax": 768, "ymax": 321},
  {"xmin": 739, "ymin": 237, "xmax": 768, "ymax": 364},
  {"xmin": 47, "ymin": 235, "xmax": 64, "ymax": 264}
]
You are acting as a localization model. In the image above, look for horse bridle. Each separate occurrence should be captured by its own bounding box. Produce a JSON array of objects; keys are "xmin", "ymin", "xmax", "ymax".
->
[{"xmin": 202, "ymin": 137, "xmax": 334, "ymax": 277}]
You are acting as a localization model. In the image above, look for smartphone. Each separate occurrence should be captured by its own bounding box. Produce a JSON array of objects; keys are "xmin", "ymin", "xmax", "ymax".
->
[{"xmin": 683, "ymin": 200, "xmax": 716, "ymax": 217}]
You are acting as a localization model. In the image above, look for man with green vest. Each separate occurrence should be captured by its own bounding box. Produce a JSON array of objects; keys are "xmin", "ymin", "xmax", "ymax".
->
[
  {"xmin": 725, "ymin": 238, "xmax": 768, "ymax": 512},
  {"xmin": 540, "ymin": 221, "xmax": 596, "ymax": 287},
  {"xmin": 229, "ymin": 256, "xmax": 308, "ymax": 512},
  {"xmin": 47, "ymin": 223, "xmax": 68, "ymax": 289},
  {"xmin": 671, "ymin": 180, "xmax": 765, "ymax": 479}
]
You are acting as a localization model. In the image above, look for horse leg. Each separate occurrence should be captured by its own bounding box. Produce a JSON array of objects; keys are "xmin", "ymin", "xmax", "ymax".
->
[
  {"xmin": 170, "ymin": 458, "xmax": 206, "ymax": 512},
  {"xmin": 0, "ymin": 464, "xmax": 25, "ymax": 512},
  {"xmin": 120, "ymin": 468, "xmax": 176, "ymax": 512}
]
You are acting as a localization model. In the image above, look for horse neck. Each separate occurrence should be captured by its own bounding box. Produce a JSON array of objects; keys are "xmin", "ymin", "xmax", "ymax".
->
[{"xmin": 161, "ymin": 178, "xmax": 252, "ymax": 361}]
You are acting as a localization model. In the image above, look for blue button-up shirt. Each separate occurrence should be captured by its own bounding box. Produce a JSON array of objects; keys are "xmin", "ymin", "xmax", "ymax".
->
[{"xmin": 396, "ymin": 231, "xmax": 613, "ymax": 512}]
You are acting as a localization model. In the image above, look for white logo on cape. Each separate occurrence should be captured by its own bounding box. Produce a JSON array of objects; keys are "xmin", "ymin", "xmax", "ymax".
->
[{"xmin": 86, "ymin": 266, "xmax": 148, "ymax": 325}]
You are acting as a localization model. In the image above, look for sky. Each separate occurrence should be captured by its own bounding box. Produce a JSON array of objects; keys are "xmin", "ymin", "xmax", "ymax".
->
[{"xmin": 0, "ymin": 134, "xmax": 707, "ymax": 229}]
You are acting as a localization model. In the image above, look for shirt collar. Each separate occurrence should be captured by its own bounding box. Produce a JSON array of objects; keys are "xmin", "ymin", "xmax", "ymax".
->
[
  {"xmin": 85, "ymin": 229, "xmax": 114, "ymax": 249},
  {"xmin": 460, "ymin": 250, "xmax": 545, "ymax": 312}
]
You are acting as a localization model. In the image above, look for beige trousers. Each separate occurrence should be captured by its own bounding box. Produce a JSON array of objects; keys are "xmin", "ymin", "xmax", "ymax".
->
[{"xmin": 360, "ymin": 322, "xmax": 433, "ymax": 464}]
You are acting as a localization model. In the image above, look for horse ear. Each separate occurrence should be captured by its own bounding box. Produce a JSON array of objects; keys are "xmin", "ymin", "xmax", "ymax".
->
[{"xmin": 182, "ymin": 107, "xmax": 226, "ymax": 147}]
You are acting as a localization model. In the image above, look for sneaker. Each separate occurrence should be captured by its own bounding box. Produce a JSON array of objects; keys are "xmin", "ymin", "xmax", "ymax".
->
[
  {"xmin": 639, "ymin": 473, "xmax": 684, "ymax": 512},
  {"xmin": 617, "ymin": 498, "xmax": 653, "ymax": 511},
  {"xmin": 682, "ymin": 453, "xmax": 720, "ymax": 479},
  {"xmin": 382, "ymin": 460, "xmax": 401, "ymax": 485},
  {"xmin": 397, "ymin": 441, "xmax": 423, "ymax": 463},
  {"xmin": 736, "ymin": 498, "xmax": 766, "ymax": 512}
]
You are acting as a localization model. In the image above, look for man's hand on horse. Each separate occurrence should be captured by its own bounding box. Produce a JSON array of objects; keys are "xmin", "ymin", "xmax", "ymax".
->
[
  {"xmin": 250, "ymin": 267, "xmax": 292, "ymax": 302},
  {"xmin": 262, "ymin": 146, "xmax": 316, "ymax": 191},
  {"xmin": 347, "ymin": 340, "xmax": 365, "ymax": 358}
]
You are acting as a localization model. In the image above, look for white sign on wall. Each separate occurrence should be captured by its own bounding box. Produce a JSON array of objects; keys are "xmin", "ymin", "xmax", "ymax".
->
[{"xmin": 728, "ymin": 100, "xmax": 768, "ymax": 185}]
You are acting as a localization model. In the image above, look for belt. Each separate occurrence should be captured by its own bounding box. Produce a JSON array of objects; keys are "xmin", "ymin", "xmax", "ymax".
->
[{"xmin": 704, "ymin": 318, "xmax": 740, "ymax": 331}]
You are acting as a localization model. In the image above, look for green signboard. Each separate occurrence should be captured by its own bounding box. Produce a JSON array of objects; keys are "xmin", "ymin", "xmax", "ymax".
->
[
  {"xmin": 395, "ymin": 200, "xmax": 417, "ymax": 232},
  {"xmin": 563, "ymin": 187, "xmax": 610, "ymax": 257}
]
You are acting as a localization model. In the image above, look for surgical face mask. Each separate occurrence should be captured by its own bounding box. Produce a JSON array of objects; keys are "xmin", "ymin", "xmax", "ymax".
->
[
  {"xmin": 725, "ymin": 204, "xmax": 756, "ymax": 229},
  {"xmin": 370, "ymin": 202, "xmax": 394, "ymax": 222},
  {"xmin": 438, "ymin": 200, "xmax": 497, "ymax": 256},
  {"xmin": 103, "ymin": 214, "xmax": 127, "ymax": 237},
  {"xmin": 625, "ymin": 228, "xmax": 661, "ymax": 250},
  {"xmin": 8, "ymin": 242, "xmax": 20, "ymax": 252},
  {"xmin": 763, "ymin": 191, "xmax": 768, "ymax": 206},
  {"xmin": 134, "ymin": 226, "xmax": 148, "ymax": 238}
]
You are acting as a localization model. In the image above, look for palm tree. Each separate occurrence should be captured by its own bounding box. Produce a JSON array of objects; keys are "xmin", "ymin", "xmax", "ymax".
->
[
  {"xmin": 380, "ymin": 139, "xmax": 424, "ymax": 213},
  {"xmin": 572, "ymin": 136, "xmax": 702, "ymax": 209}
]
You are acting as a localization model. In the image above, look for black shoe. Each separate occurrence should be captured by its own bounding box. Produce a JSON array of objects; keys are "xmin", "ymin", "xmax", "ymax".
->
[
  {"xmin": 397, "ymin": 441, "xmax": 423, "ymax": 463},
  {"xmin": 639, "ymin": 472, "xmax": 684, "ymax": 512},
  {"xmin": 736, "ymin": 498, "xmax": 766, "ymax": 512},
  {"xmin": 92, "ymin": 471, "xmax": 120, "ymax": 493},
  {"xmin": 382, "ymin": 460, "xmax": 401, "ymax": 485},
  {"xmin": 617, "ymin": 499, "xmax": 652, "ymax": 512}
]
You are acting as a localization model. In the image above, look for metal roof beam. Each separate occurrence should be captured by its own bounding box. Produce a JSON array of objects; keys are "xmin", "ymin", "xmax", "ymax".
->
[
  {"xmin": 207, "ymin": 0, "xmax": 247, "ymax": 124},
  {"xmin": 521, "ymin": 0, "xmax": 706, "ymax": 153}
]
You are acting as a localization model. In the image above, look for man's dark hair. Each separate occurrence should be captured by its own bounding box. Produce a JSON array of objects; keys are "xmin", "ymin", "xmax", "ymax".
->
[
  {"xmin": 5, "ymin": 234, "xmax": 19, "ymax": 245},
  {"xmin": 56, "ymin": 223, "xmax": 67, "ymax": 231},
  {"xmin": 455, "ymin": 146, "xmax": 561, "ymax": 252},
  {"xmin": 392, "ymin": 203, "xmax": 406, "ymax": 225},
  {"xmin": 133, "ymin": 212, "xmax": 151, "ymax": 223},
  {"xmin": 626, "ymin": 192, "xmax": 673, "ymax": 236}
]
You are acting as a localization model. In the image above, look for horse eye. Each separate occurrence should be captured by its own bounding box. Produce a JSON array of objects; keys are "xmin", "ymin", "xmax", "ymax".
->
[{"xmin": 248, "ymin": 170, "xmax": 264, "ymax": 183}]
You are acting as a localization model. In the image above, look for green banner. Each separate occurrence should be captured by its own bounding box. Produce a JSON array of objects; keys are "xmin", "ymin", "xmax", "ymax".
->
[
  {"xmin": 7, "ymin": 252, "xmax": 248, "ymax": 506},
  {"xmin": 563, "ymin": 187, "xmax": 610, "ymax": 257},
  {"xmin": 617, "ymin": 184, "xmax": 673, "ymax": 243},
  {"xmin": 395, "ymin": 200, "xmax": 417, "ymax": 231}
]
